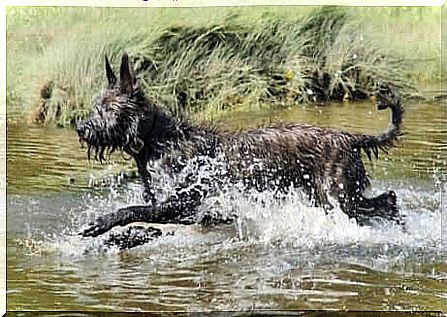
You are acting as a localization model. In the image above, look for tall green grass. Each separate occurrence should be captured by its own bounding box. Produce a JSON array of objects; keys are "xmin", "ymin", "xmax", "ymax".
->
[{"xmin": 6, "ymin": 6, "xmax": 441, "ymax": 126}]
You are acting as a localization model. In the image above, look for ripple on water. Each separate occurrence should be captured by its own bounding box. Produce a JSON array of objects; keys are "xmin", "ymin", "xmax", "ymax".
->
[
  {"xmin": 6, "ymin": 100, "xmax": 446, "ymax": 311},
  {"xmin": 8, "ymin": 179, "xmax": 445, "ymax": 311}
]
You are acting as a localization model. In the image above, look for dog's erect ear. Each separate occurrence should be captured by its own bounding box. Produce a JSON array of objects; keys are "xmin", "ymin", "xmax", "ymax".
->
[
  {"xmin": 105, "ymin": 55, "xmax": 117, "ymax": 88},
  {"xmin": 119, "ymin": 51, "xmax": 136, "ymax": 95}
]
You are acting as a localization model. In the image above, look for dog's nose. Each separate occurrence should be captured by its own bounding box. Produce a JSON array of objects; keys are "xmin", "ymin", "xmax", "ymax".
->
[{"xmin": 76, "ymin": 122, "xmax": 86, "ymax": 136}]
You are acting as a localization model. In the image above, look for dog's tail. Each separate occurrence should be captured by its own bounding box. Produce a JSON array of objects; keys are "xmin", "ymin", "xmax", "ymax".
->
[{"xmin": 358, "ymin": 87, "xmax": 404, "ymax": 160}]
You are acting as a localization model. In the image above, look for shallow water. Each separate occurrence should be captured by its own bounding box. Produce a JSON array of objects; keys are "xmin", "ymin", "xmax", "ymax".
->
[{"xmin": 6, "ymin": 100, "xmax": 446, "ymax": 312}]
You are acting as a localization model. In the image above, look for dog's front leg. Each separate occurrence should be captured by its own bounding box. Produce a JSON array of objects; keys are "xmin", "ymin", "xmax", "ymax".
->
[
  {"xmin": 104, "ymin": 225, "xmax": 165, "ymax": 250},
  {"xmin": 80, "ymin": 205, "xmax": 155, "ymax": 237},
  {"xmin": 80, "ymin": 183, "xmax": 208, "ymax": 237},
  {"xmin": 135, "ymin": 155, "xmax": 156, "ymax": 205}
]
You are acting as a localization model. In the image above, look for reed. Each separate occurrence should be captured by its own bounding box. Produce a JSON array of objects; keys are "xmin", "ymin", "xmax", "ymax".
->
[{"xmin": 7, "ymin": 6, "xmax": 439, "ymax": 127}]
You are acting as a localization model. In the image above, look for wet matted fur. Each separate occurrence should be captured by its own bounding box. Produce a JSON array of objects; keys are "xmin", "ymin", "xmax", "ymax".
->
[{"xmin": 77, "ymin": 52, "xmax": 405, "ymax": 247}]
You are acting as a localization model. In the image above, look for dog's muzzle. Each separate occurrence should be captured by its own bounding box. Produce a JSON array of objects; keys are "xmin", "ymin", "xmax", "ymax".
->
[
  {"xmin": 76, "ymin": 121, "xmax": 92, "ymax": 146},
  {"xmin": 76, "ymin": 121, "xmax": 88, "ymax": 138}
]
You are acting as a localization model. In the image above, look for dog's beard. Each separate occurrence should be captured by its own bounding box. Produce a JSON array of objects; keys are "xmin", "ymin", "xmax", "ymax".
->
[
  {"xmin": 79, "ymin": 120, "xmax": 143, "ymax": 163},
  {"xmin": 86, "ymin": 143, "xmax": 119, "ymax": 163},
  {"xmin": 78, "ymin": 131, "xmax": 118, "ymax": 163}
]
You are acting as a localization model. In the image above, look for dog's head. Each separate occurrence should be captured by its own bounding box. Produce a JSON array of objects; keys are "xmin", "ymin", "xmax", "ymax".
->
[{"xmin": 76, "ymin": 52, "xmax": 155, "ymax": 162}]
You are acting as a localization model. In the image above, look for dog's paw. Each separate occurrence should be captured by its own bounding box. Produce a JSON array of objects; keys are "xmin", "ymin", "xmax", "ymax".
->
[
  {"xmin": 79, "ymin": 214, "xmax": 118, "ymax": 237},
  {"xmin": 385, "ymin": 191, "xmax": 406, "ymax": 228}
]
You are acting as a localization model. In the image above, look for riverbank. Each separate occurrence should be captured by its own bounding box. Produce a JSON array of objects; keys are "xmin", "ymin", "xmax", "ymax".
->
[{"xmin": 7, "ymin": 6, "xmax": 442, "ymax": 127}]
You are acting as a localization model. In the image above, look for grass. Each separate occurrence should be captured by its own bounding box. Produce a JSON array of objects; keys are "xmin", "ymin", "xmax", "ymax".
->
[
  {"xmin": 6, "ymin": 6, "xmax": 442, "ymax": 127},
  {"xmin": 359, "ymin": 7, "xmax": 442, "ymax": 84}
]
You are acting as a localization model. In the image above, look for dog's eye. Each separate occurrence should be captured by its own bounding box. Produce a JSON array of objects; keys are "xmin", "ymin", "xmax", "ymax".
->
[{"xmin": 107, "ymin": 102, "xmax": 122, "ymax": 112}]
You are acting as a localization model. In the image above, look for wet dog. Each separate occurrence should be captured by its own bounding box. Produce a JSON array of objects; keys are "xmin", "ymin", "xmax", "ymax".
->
[{"xmin": 77, "ymin": 52, "xmax": 404, "ymax": 248}]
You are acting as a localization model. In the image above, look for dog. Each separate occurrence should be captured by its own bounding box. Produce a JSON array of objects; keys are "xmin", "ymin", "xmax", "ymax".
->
[{"xmin": 76, "ymin": 52, "xmax": 404, "ymax": 248}]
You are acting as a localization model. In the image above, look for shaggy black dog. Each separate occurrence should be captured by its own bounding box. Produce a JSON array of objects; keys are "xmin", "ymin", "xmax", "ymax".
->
[{"xmin": 77, "ymin": 52, "xmax": 404, "ymax": 248}]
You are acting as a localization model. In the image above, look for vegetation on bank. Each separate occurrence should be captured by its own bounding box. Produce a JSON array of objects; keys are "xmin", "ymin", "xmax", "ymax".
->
[{"xmin": 6, "ymin": 6, "xmax": 441, "ymax": 127}]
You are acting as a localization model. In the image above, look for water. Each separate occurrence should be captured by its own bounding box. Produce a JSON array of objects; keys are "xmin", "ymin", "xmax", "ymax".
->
[{"xmin": 6, "ymin": 100, "xmax": 446, "ymax": 312}]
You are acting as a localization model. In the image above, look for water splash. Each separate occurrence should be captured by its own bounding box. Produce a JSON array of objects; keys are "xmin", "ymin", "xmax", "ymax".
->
[
  {"xmin": 27, "ymin": 176, "xmax": 440, "ymax": 269},
  {"xmin": 8, "ymin": 171, "xmax": 445, "ymax": 312},
  {"xmin": 12, "ymin": 149, "xmax": 443, "ymax": 271}
]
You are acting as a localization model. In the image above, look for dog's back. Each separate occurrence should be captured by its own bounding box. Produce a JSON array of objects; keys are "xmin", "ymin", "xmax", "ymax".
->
[{"xmin": 158, "ymin": 86, "xmax": 403, "ymax": 217}]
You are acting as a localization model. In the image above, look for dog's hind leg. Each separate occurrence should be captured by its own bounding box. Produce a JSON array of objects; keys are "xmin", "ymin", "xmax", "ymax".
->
[
  {"xmin": 80, "ymin": 183, "xmax": 208, "ymax": 237},
  {"xmin": 355, "ymin": 191, "xmax": 405, "ymax": 225}
]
